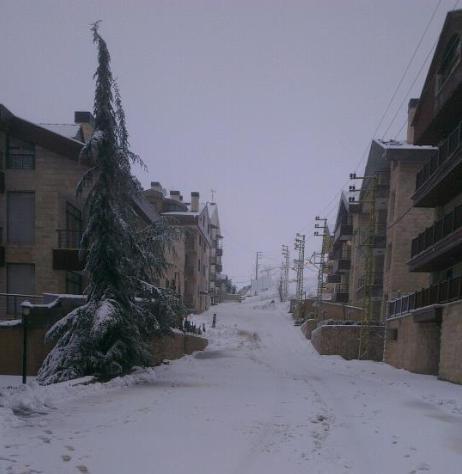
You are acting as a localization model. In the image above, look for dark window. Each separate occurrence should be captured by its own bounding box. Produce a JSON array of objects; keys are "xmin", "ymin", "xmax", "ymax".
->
[
  {"xmin": 7, "ymin": 192, "xmax": 35, "ymax": 244},
  {"xmin": 63, "ymin": 203, "xmax": 82, "ymax": 248},
  {"xmin": 66, "ymin": 272, "xmax": 83, "ymax": 295},
  {"xmin": 7, "ymin": 263, "xmax": 35, "ymax": 315},
  {"xmin": 7, "ymin": 136, "xmax": 35, "ymax": 169}
]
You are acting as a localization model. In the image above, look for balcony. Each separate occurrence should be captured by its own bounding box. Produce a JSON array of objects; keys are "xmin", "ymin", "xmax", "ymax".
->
[
  {"xmin": 333, "ymin": 224, "xmax": 353, "ymax": 246},
  {"xmin": 331, "ymin": 246, "xmax": 351, "ymax": 274},
  {"xmin": 0, "ymin": 227, "xmax": 4, "ymax": 267},
  {"xmin": 52, "ymin": 229, "xmax": 83, "ymax": 271},
  {"xmin": 409, "ymin": 204, "xmax": 462, "ymax": 272},
  {"xmin": 216, "ymin": 264, "xmax": 223, "ymax": 273},
  {"xmin": 414, "ymin": 121, "xmax": 462, "ymax": 207},
  {"xmin": 333, "ymin": 285, "xmax": 349, "ymax": 303},
  {"xmin": 388, "ymin": 275, "xmax": 462, "ymax": 320},
  {"xmin": 326, "ymin": 273, "xmax": 341, "ymax": 284},
  {"xmin": 216, "ymin": 248, "xmax": 223, "ymax": 257}
]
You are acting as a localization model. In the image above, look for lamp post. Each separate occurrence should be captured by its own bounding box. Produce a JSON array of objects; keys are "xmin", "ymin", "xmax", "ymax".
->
[{"xmin": 21, "ymin": 302, "xmax": 31, "ymax": 384}]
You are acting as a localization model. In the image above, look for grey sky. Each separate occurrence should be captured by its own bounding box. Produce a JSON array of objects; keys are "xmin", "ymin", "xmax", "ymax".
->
[{"xmin": 1, "ymin": 0, "xmax": 455, "ymax": 289}]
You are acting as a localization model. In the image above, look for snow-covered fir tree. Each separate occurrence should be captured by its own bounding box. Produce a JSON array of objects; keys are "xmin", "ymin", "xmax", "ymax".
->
[{"xmin": 38, "ymin": 23, "xmax": 184, "ymax": 385}]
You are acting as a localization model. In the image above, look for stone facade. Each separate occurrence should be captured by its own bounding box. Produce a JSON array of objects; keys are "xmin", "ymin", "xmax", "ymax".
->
[
  {"xmin": 439, "ymin": 301, "xmax": 462, "ymax": 383},
  {"xmin": 384, "ymin": 314, "xmax": 441, "ymax": 375},
  {"xmin": 385, "ymin": 300, "xmax": 462, "ymax": 384},
  {"xmin": 0, "ymin": 106, "xmax": 90, "ymax": 319},
  {"xmin": 383, "ymin": 158, "xmax": 434, "ymax": 302},
  {"xmin": 311, "ymin": 324, "xmax": 384, "ymax": 361}
]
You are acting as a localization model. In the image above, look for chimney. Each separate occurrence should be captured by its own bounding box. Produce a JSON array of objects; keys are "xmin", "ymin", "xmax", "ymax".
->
[
  {"xmin": 191, "ymin": 192, "xmax": 199, "ymax": 212},
  {"xmin": 170, "ymin": 190, "xmax": 181, "ymax": 202},
  {"xmin": 407, "ymin": 98, "xmax": 419, "ymax": 144},
  {"xmin": 74, "ymin": 111, "xmax": 95, "ymax": 143},
  {"xmin": 150, "ymin": 181, "xmax": 163, "ymax": 193}
]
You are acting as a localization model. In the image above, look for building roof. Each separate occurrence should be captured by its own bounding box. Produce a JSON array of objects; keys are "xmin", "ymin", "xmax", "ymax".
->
[
  {"xmin": 374, "ymin": 139, "xmax": 435, "ymax": 150},
  {"xmin": 0, "ymin": 104, "xmax": 83, "ymax": 160},
  {"xmin": 40, "ymin": 123, "xmax": 83, "ymax": 142},
  {"xmin": 412, "ymin": 9, "xmax": 462, "ymax": 127}
]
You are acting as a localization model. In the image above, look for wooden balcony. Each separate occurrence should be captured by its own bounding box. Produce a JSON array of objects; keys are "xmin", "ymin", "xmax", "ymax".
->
[
  {"xmin": 414, "ymin": 121, "xmax": 462, "ymax": 207},
  {"xmin": 409, "ymin": 204, "xmax": 462, "ymax": 272},
  {"xmin": 52, "ymin": 229, "xmax": 83, "ymax": 271}
]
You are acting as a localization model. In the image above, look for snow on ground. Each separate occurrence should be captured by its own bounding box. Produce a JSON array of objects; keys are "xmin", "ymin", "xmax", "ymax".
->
[{"xmin": 1, "ymin": 292, "xmax": 462, "ymax": 473}]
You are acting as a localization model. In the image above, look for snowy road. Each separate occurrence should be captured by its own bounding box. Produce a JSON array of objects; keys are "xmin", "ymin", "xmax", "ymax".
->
[{"xmin": 2, "ymin": 294, "xmax": 462, "ymax": 473}]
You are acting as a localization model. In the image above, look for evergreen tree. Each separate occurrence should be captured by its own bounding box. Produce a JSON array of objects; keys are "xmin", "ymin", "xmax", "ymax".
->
[{"xmin": 38, "ymin": 23, "xmax": 182, "ymax": 385}]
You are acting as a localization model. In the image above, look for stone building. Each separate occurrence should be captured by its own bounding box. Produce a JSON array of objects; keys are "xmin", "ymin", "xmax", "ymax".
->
[
  {"xmin": 0, "ymin": 105, "xmax": 92, "ymax": 319},
  {"xmin": 327, "ymin": 192, "xmax": 353, "ymax": 304},
  {"xmin": 0, "ymin": 105, "xmax": 166, "ymax": 320},
  {"xmin": 348, "ymin": 140, "xmax": 391, "ymax": 321},
  {"xmin": 207, "ymin": 202, "xmax": 224, "ymax": 304},
  {"xmin": 144, "ymin": 183, "xmax": 224, "ymax": 313},
  {"xmin": 386, "ymin": 10, "xmax": 462, "ymax": 384}
]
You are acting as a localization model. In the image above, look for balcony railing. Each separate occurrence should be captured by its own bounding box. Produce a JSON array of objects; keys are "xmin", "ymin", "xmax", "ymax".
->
[
  {"xmin": 57, "ymin": 229, "xmax": 82, "ymax": 249},
  {"xmin": 388, "ymin": 275, "xmax": 462, "ymax": 317},
  {"xmin": 357, "ymin": 273, "xmax": 383, "ymax": 290},
  {"xmin": 411, "ymin": 205, "xmax": 462, "ymax": 257},
  {"xmin": 0, "ymin": 292, "xmax": 43, "ymax": 320},
  {"xmin": 416, "ymin": 120, "xmax": 462, "ymax": 191}
]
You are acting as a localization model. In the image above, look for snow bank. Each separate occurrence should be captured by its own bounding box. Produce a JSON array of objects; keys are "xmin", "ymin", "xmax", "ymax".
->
[{"xmin": 0, "ymin": 367, "xmax": 158, "ymax": 427}]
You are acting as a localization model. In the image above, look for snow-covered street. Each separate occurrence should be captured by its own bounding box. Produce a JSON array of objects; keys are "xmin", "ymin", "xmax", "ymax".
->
[{"xmin": 2, "ymin": 295, "xmax": 462, "ymax": 474}]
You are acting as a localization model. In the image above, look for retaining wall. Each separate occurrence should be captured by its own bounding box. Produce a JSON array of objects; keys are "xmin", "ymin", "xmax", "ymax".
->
[{"xmin": 311, "ymin": 324, "xmax": 384, "ymax": 361}]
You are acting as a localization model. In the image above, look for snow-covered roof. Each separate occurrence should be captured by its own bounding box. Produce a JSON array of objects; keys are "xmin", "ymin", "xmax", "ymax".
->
[
  {"xmin": 373, "ymin": 139, "xmax": 436, "ymax": 150},
  {"xmin": 40, "ymin": 123, "xmax": 83, "ymax": 142}
]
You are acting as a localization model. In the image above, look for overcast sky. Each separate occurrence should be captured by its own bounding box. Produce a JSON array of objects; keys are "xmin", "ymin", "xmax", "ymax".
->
[{"xmin": 1, "ymin": 0, "xmax": 457, "ymax": 290}]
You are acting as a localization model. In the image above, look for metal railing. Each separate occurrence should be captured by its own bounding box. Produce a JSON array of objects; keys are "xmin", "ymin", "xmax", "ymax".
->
[
  {"xmin": 0, "ymin": 293, "xmax": 43, "ymax": 320},
  {"xmin": 388, "ymin": 275, "xmax": 462, "ymax": 317},
  {"xmin": 56, "ymin": 229, "xmax": 82, "ymax": 249},
  {"xmin": 416, "ymin": 120, "xmax": 462, "ymax": 190},
  {"xmin": 411, "ymin": 204, "xmax": 462, "ymax": 257}
]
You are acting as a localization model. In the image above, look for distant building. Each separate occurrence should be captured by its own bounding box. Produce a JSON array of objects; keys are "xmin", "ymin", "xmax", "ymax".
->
[{"xmin": 144, "ymin": 183, "xmax": 225, "ymax": 313}]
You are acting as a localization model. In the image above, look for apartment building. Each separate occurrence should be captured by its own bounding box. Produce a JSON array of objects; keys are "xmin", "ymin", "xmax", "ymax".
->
[
  {"xmin": 207, "ymin": 202, "xmax": 224, "ymax": 305},
  {"xmin": 144, "ymin": 183, "xmax": 221, "ymax": 313},
  {"xmin": 0, "ymin": 105, "xmax": 93, "ymax": 318},
  {"xmin": 327, "ymin": 193, "xmax": 353, "ymax": 304},
  {"xmin": 386, "ymin": 10, "xmax": 462, "ymax": 383},
  {"xmin": 348, "ymin": 140, "xmax": 390, "ymax": 321}
]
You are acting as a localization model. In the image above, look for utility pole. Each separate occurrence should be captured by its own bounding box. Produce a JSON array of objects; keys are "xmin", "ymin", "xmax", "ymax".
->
[
  {"xmin": 294, "ymin": 234, "xmax": 306, "ymax": 305},
  {"xmin": 313, "ymin": 216, "xmax": 329, "ymax": 319},
  {"xmin": 281, "ymin": 245, "xmax": 290, "ymax": 302},
  {"xmin": 349, "ymin": 172, "xmax": 378, "ymax": 360},
  {"xmin": 255, "ymin": 251, "xmax": 263, "ymax": 295}
]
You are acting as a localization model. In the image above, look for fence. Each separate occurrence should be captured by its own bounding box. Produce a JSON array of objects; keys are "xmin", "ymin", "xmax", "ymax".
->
[{"xmin": 388, "ymin": 275, "xmax": 462, "ymax": 317}]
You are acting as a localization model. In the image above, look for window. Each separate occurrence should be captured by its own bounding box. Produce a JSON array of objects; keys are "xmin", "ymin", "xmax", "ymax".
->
[
  {"xmin": 7, "ymin": 136, "xmax": 35, "ymax": 169},
  {"xmin": 198, "ymin": 259, "xmax": 201, "ymax": 271},
  {"xmin": 65, "ymin": 203, "xmax": 82, "ymax": 248},
  {"xmin": 7, "ymin": 263, "xmax": 35, "ymax": 315},
  {"xmin": 7, "ymin": 192, "xmax": 35, "ymax": 244},
  {"xmin": 438, "ymin": 34, "xmax": 461, "ymax": 90},
  {"xmin": 66, "ymin": 272, "xmax": 83, "ymax": 295}
]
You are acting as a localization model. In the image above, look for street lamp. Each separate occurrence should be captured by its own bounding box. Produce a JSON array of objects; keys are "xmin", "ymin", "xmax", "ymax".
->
[{"xmin": 21, "ymin": 302, "xmax": 31, "ymax": 384}]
